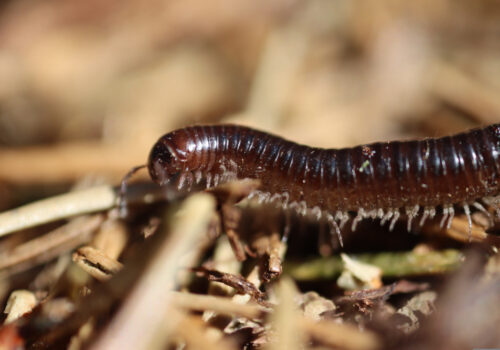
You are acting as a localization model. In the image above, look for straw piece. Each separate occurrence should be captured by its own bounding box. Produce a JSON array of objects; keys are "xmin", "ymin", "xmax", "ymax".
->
[
  {"xmin": 72, "ymin": 246, "xmax": 123, "ymax": 282},
  {"xmin": 266, "ymin": 277, "xmax": 304, "ymax": 350},
  {"xmin": 0, "ymin": 214, "xmax": 104, "ymax": 274},
  {"xmin": 172, "ymin": 291, "xmax": 264, "ymax": 320},
  {"xmin": 300, "ymin": 316, "xmax": 381, "ymax": 350},
  {"xmin": 92, "ymin": 193, "xmax": 215, "ymax": 350},
  {"xmin": 0, "ymin": 185, "xmax": 116, "ymax": 238}
]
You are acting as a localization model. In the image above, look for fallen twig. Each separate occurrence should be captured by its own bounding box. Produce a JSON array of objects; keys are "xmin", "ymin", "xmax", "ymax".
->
[
  {"xmin": 193, "ymin": 267, "xmax": 271, "ymax": 308},
  {"xmin": 171, "ymin": 291, "xmax": 265, "ymax": 320},
  {"xmin": 92, "ymin": 193, "xmax": 216, "ymax": 350},
  {"xmin": 0, "ymin": 186, "xmax": 115, "ymax": 238},
  {"xmin": 0, "ymin": 214, "xmax": 104, "ymax": 274},
  {"xmin": 72, "ymin": 246, "xmax": 123, "ymax": 281}
]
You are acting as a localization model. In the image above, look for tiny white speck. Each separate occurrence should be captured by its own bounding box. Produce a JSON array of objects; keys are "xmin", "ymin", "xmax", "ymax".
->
[{"xmin": 144, "ymin": 194, "xmax": 155, "ymax": 203}]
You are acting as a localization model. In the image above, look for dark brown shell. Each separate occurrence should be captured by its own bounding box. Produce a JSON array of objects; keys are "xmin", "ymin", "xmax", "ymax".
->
[{"xmin": 148, "ymin": 123, "xmax": 500, "ymax": 233}]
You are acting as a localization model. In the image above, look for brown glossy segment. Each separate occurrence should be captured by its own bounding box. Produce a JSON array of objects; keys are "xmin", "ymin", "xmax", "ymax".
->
[{"xmin": 148, "ymin": 124, "xmax": 500, "ymax": 213}]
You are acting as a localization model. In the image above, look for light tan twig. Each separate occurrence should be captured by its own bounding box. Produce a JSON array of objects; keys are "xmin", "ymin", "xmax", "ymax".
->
[
  {"xmin": 300, "ymin": 317, "xmax": 381, "ymax": 350},
  {"xmin": 266, "ymin": 278, "xmax": 304, "ymax": 350},
  {"xmin": 0, "ymin": 186, "xmax": 115, "ymax": 238},
  {"xmin": 172, "ymin": 291, "xmax": 264, "ymax": 319},
  {"xmin": 176, "ymin": 314, "xmax": 236, "ymax": 350},
  {"xmin": 3, "ymin": 290, "xmax": 37, "ymax": 324},
  {"xmin": 92, "ymin": 193, "xmax": 215, "ymax": 350},
  {"xmin": 91, "ymin": 219, "xmax": 129, "ymax": 260},
  {"xmin": 72, "ymin": 246, "xmax": 123, "ymax": 282},
  {"xmin": 0, "ymin": 215, "xmax": 104, "ymax": 274}
]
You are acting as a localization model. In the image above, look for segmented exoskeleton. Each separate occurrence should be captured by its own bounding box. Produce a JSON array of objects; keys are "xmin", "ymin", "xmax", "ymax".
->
[{"xmin": 147, "ymin": 124, "xmax": 500, "ymax": 244}]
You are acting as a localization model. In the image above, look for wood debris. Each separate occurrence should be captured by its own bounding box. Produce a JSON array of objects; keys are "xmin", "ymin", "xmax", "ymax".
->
[{"xmin": 0, "ymin": 1, "xmax": 500, "ymax": 349}]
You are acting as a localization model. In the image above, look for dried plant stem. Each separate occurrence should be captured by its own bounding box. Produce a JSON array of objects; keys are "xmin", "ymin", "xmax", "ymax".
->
[
  {"xmin": 176, "ymin": 315, "xmax": 236, "ymax": 350},
  {"xmin": 0, "ymin": 214, "xmax": 104, "ymax": 274},
  {"xmin": 0, "ymin": 186, "xmax": 116, "ymax": 238},
  {"xmin": 72, "ymin": 246, "xmax": 123, "ymax": 281},
  {"xmin": 92, "ymin": 193, "xmax": 215, "ymax": 350},
  {"xmin": 267, "ymin": 277, "xmax": 304, "ymax": 350},
  {"xmin": 91, "ymin": 219, "xmax": 129, "ymax": 259},
  {"xmin": 172, "ymin": 291, "xmax": 264, "ymax": 319},
  {"xmin": 300, "ymin": 317, "xmax": 380, "ymax": 350}
]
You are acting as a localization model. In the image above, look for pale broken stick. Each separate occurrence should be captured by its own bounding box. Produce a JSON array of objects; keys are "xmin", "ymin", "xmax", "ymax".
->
[
  {"xmin": 0, "ymin": 185, "xmax": 116, "ymax": 238},
  {"xmin": 73, "ymin": 246, "xmax": 124, "ymax": 282},
  {"xmin": 0, "ymin": 214, "xmax": 105, "ymax": 274},
  {"xmin": 92, "ymin": 193, "xmax": 216, "ymax": 350}
]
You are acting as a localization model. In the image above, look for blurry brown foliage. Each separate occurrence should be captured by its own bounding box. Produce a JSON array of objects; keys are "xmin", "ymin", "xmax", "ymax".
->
[{"xmin": 0, "ymin": 1, "xmax": 499, "ymax": 349}]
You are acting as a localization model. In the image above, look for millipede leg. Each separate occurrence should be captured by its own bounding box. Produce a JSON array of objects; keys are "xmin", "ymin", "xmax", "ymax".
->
[
  {"xmin": 419, "ymin": 207, "xmax": 431, "ymax": 227},
  {"xmin": 327, "ymin": 214, "xmax": 343, "ymax": 247},
  {"xmin": 446, "ymin": 206, "xmax": 455, "ymax": 229},
  {"xmin": 463, "ymin": 203, "xmax": 472, "ymax": 241},
  {"xmin": 381, "ymin": 209, "xmax": 393, "ymax": 226},
  {"xmin": 367, "ymin": 209, "xmax": 378, "ymax": 219},
  {"xmin": 281, "ymin": 192, "xmax": 290, "ymax": 209},
  {"xmin": 195, "ymin": 170, "xmax": 202, "ymax": 184},
  {"xmin": 269, "ymin": 193, "xmax": 282, "ymax": 205},
  {"xmin": 351, "ymin": 208, "xmax": 365, "ymax": 231},
  {"xmin": 377, "ymin": 208, "xmax": 384, "ymax": 219},
  {"xmin": 472, "ymin": 201, "xmax": 493, "ymax": 225},
  {"xmin": 257, "ymin": 192, "xmax": 270, "ymax": 205},
  {"xmin": 339, "ymin": 212, "xmax": 350, "ymax": 229},
  {"xmin": 185, "ymin": 172, "xmax": 194, "ymax": 191},
  {"xmin": 429, "ymin": 207, "xmax": 436, "ymax": 219},
  {"xmin": 299, "ymin": 201, "xmax": 307, "ymax": 216},
  {"xmin": 483, "ymin": 197, "xmax": 500, "ymax": 219},
  {"xmin": 281, "ymin": 210, "xmax": 292, "ymax": 244},
  {"xmin": 177, "ymin": 172, "xmax": 187, "ymax": 190},
  {"xmin": 440, "ymin": 206, "xmax": 450, "ymax": 228},
  {"xmin": 406, "ymin": 205, "xmax": 420, "ymax": 231},
  {"xmin": 389, "ymin": 210, "xmax": 400, "ymax": 231},
  {"xmin": 206, "ymin": 173, "xmax": 213, "ymax": 188},
  {"xmin": 311, "ymin": 206, "xmax": 322, "ymax": 221}
]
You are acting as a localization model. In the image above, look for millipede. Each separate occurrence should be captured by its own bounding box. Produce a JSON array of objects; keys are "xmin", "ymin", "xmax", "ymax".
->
[{"xmin": 128, "ymin": 123, "xmax": 500, "ymax": 245}]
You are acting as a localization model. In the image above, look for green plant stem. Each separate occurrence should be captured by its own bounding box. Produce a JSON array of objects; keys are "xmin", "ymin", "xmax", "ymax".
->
[{"xmin": 284, "ymin": 249, "xmax": 464, "ymax": 281}]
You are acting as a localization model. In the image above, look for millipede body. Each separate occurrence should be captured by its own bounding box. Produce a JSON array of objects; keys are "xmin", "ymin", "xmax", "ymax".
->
[{"xmin": 147, "ymin": 124, "xmax": 500, "ymax": 237}]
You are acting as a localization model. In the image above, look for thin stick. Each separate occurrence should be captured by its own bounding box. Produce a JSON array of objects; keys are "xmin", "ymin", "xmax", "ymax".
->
[
  {"xmin": 171, "ymin": 291, "xmax": 264, "ymax": 320},
  {"xmin": 285, "ymin": 249, "xmax": 464, "ymax": 280},
  {"xmin": 300, "ymin": 316, "xmax": 380, "ymax": 350},
  {"xmin": 0, "ymin": 185, "xmax": 116, "ymax": 238},
  {"xmin": 72, "ymin": 246, "xmax": 124, "ymax": 281},
  {"xmin": 0, "ymin": 214, "xmax": 104, "ymax": 274},
  {"xmin": 269, "ymin": 278, "xmax": 305, "ymax": 350},
  {"xmin": 92, "ymin": 193, "xmax": 215, "ymax": 350}
]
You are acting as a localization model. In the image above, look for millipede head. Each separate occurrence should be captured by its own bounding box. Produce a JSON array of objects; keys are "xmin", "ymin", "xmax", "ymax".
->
[{"xmin": 148, "ymin": 135, "xmax": 187, "ymax": 185}]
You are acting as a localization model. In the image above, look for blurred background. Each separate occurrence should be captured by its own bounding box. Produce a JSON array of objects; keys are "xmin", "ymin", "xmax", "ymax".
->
[
  {"xmin": 0, "ymin": 3, "xmax": 500, "ymax": 349},
  {"xmin": 0, "ymin": 0, "xmax": 499, "ymax": 208}
]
